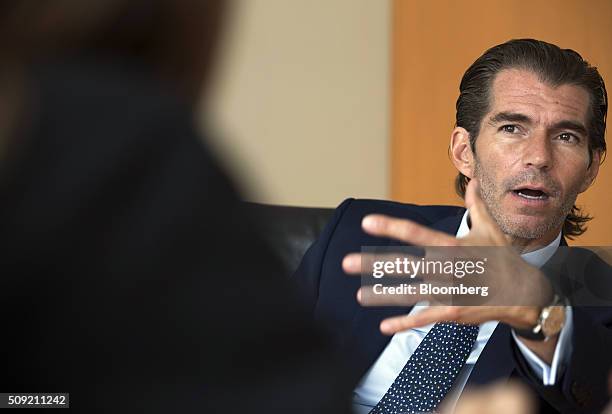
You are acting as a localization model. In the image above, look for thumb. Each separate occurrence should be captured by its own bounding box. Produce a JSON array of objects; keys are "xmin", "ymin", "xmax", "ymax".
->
[
  {"xmin": 465, "ymin": 179, "xmax": 504, "ymax": 239},
  {"xmin": 464, "ymin": 178, "xmax": 486, "ymax": 217}
]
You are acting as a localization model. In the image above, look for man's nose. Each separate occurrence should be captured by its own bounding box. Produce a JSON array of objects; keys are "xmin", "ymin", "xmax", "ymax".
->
[{"xmin": 522, "ymin": 133, "xmax": 552, "ymax": 170}]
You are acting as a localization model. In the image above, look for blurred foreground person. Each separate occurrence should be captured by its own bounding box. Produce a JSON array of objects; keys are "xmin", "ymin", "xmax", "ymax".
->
[
  {"xmin": 0, "ymin": 1, "xmax": 352, "ymax": 412},
  {"xmin": 446, "ymin": 382, "xmax": 536, "ymax": 414},
  {"xmin": 603, "ymin": 371, "xmax": 612, "ymax": 414}
]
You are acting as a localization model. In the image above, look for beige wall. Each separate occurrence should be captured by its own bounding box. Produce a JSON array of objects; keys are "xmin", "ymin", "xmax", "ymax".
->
[{"xmin": 204, "ymin": 0, "xmax": 390, "ymax": 207}]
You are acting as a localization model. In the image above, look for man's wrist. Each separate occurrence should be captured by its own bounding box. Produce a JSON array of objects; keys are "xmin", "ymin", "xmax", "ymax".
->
[
  {"xmin": 507, "ymin": 306, "xmax": 542, "ymax": 330},
  {"xmin": 514, "ymin": 295, "xmax": 568, "ymax": 341},
  {"xmin": 507, "ymin": 272, "xmax": 554, "ymax": 330}
]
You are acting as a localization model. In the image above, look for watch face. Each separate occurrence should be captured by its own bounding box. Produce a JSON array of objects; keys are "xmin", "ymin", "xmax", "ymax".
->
[{"xmin": 542, "ymin": 305, "xmax": 566, "ymax": 337}]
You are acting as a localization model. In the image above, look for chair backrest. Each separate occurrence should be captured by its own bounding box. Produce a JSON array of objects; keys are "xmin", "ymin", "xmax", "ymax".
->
[{"xmin": 243, "ymin": 202, "xmax": 334, "ymax": 276}]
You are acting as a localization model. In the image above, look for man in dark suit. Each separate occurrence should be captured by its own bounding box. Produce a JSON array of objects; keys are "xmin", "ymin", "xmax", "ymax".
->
[{"xmin": 294, "ymin": 39, "xmax": 612, "ymax": 413}]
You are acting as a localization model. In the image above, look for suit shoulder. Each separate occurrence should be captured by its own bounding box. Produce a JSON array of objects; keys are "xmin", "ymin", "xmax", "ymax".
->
[{"xmin": 335, "ymin": 198, "xmax": 464, "ymax": 226}]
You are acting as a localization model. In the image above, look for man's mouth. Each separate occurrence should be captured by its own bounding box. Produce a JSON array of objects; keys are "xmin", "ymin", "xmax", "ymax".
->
[{"xmin": 511, "ymin": 187, "xmax": 550, "ymax": 200}]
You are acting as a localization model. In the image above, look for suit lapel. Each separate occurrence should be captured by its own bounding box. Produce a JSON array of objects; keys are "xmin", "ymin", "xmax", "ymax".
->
[
  {"xmin": 467, "ymin": 324, "xmax": 516, "ymax": 385},
  {"xmin": 429, "ymin": 208, "xmax": 466, "ymax": 234}
]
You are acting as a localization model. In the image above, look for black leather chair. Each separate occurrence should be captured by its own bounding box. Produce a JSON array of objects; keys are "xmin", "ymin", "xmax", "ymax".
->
[{"xmin": 244, "ymin": 202, "xmax": 334, "ymax": 276}]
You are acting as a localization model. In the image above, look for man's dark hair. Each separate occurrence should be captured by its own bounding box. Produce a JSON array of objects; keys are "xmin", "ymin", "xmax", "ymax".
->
[{"xmin": 455, "ymin": 38, "xmax": 608, "ymax": 238}]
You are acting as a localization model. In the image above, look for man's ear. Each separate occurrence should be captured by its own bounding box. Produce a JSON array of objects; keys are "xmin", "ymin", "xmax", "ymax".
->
[
  {"xmin": 579, "ymin": 149, "xmax": 602, "ymax": 193},
  {"xmin": 450, "ymin": 127, "xmax": 474, "ymax": 178}
]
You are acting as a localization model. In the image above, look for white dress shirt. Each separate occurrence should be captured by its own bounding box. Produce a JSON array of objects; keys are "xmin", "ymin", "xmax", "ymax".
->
[{"xmin": 352, "ymin": 210, "xmax": 572, "ymax": 413}]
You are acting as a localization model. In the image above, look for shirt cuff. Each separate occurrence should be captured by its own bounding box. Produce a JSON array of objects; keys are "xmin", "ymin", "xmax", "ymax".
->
[{"xmin": 511, "ymin": 306, "xmax": 573, "ymax": 386}]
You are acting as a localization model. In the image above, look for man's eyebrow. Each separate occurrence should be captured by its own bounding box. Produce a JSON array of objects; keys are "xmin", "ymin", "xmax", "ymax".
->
[
  {"xmin": 488, "ymin": 112, "xmax": 589, "ymax": 136},
  {"xmin": 488, "ymin": 112, "xmax": 532, "ymax": 125},
  {"xmin": 550, "ymin": 120, "xmax": 588, "ymax": 136}
]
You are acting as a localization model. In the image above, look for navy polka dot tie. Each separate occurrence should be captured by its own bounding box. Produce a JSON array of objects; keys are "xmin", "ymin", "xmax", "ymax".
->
[{"xmin": 369, "ymin": 322, "xmax": 479, "ymax": 414}]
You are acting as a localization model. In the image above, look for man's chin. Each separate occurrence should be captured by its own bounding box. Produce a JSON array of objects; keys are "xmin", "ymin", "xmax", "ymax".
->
[
  {"xmin": 484, "ymin": 195, "xmax": 566, "ymax": 242},
  {"xmin": 498, "ymin": 215, "xmax": 559, "ymax": 241}
]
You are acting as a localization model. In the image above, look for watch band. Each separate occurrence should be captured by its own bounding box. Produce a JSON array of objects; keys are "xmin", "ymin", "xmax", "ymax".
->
[
  {"xmin": 514, "ymin": 294, "xmax": 567, "ymax": 341},
  {"xmin": 514, "ymin": 321, "xmax": 546, "ymax": 341}
]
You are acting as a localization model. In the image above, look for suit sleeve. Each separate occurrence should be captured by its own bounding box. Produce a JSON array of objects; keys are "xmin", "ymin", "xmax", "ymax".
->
[
  {"xmin": 291, "ymin": 198, "xmax": 354, "ymax": 312},
  {"xmin": 511, "ymin": 307, "xmax": 574, "ymax": 386},
  {"xmin": 512, "ymin": 306, "xmax": 612, "ymax": 413}
]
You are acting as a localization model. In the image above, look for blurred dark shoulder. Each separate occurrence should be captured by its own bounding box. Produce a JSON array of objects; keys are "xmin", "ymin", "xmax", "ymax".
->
[
  {"xmin": 9, "ymin": 54, "xmax": 214, "ymax": 179},
  {"xmin": 0, "ymin": 57, "xmax": 354, "ymax": 413},
  {"xmin": 1, "ymin": 56, "xmax": 242, "ymax": 268}
]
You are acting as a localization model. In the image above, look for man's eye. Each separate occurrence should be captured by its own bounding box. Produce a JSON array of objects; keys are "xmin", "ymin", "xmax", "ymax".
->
[
  {"xmin": 557, "ymin": 132, "xmax": 579, "ymax": 143},
  {"xmin": 500, "ymin": 125, "xmax": 519, "ymax": 134}
]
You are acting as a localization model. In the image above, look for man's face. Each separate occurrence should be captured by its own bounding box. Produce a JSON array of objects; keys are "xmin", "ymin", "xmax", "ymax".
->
[{"xmin": 471, "ymin": 68, "xmax": 599, "ymax": 242}]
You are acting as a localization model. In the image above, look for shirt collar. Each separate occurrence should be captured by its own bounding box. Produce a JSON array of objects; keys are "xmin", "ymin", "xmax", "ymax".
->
[{"xmin": 455, "ymin": 209, "xmax": 562, "ymax": 267}]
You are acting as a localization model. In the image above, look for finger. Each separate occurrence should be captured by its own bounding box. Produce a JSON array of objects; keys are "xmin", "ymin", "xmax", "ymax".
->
[
  {"xmin": 452, "ymin": 382, "xmax": 534, "ymax": 414},
  {"xmin": 362, "ymin": 215, "xmax": 459, "ymax": 246},
  {"xmin": 464, "ymin": 177, "xmax": 481, "ymax": 211},
  {"xmin": 343, "ymin": 252, "xmax": 423, "ymax": 276},
  {"xmin": 379, "ymin": 306, "xmax": 502, "ymax": 335},
  {"xmin": 485, "ymin": 382, "xmax": 536, "ymax": 414},
  {"xmin": 464, "ymin": 179, "xmax": 495, "ymax": 228},
  {"xmin": 357, "ymin": 285, "xmax": 425, "ymax": 307},
  {"xmin": 379, "ymin": 306, "xmax": 458, "ymax": 334},
  {"xmin": 342, "ymin": 253, "xmax": 362, "ymax": 274}
]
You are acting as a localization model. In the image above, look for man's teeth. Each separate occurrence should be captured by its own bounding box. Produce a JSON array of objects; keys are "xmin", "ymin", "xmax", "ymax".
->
[{"xmin": 517, "ymin": 190, "xmax": 546, "ymax": 200}]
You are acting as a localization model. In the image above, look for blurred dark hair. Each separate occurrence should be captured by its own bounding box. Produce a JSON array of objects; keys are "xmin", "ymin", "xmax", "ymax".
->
[
  {"xmin": 454, "ymin": 38, "xmax": 608, "ymax": 238},
  {"xmin": 0, "ymin": 0, "xmax": 227, "ymax": 101}
]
